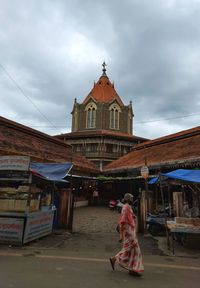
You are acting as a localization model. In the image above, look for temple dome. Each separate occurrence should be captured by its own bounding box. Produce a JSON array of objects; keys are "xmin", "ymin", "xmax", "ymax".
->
[{"xmin": 83, "ymin": 63, "xmax": 124, "ymax": 106}]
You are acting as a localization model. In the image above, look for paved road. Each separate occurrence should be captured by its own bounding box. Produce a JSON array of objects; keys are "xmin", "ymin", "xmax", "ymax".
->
[
  {"xmin": 0, "ymin": 207, "xmax": 200, "ymax": 288},
  {"xmin": 0, "ymin": 252, "xmax": 200, "ymax": 288}
]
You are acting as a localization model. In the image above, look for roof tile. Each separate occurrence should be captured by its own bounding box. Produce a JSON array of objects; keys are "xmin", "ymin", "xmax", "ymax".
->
[
  {"xmin": 55, "ymin": 129, "xmax": 148, "ymax": 142},
  {"xmin": 0, "ymin": 116, "xmax": 98, "ymax": 174},
  {"xmin": 83, "ymin": 75, "xmax": 124, "ymax": 106},
  {"xmin": 104, "ymin": 126, "xmax": 200, "ymax": 172}
]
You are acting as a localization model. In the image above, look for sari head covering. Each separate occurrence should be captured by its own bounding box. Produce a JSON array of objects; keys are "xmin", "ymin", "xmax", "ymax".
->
[{"xmin": 124, "ymin": 193, "xmax": 133, "ymax": 203}]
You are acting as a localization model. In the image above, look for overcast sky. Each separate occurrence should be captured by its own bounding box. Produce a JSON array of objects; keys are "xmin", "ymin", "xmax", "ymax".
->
[{"xmin": 0, "ymin": 0, "xmax": 200, "ymax": 139}]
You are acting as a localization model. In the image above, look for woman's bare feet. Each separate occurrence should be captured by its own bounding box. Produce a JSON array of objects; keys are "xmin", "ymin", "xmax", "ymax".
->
[{"xmin": 129, "ymin": 270, "xmax": 142, "ymax": 277}]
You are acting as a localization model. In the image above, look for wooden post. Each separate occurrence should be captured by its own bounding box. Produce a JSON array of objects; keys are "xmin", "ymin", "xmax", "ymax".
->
[
  {"xmin": 137, "ymin": 186, "xmax": 147, "ymax": 234},
  {"xmin": 155, "ymin": 185, "xmax": 158, "ymax": 211},
  {"xmin": 145, "ymin": 178, "xmax": 149, "ymax": 210},
  {"xmin": 66, "ymin": 166, "xmax": 74, "ymax": 233},
  {"xmin": 159, "ymin": 174, "xmax": 170, "ymax": 249},
  {"xmin": 167, "ymin": 184, "xmax": 171, "ymax": 216},
  {"xmin": 137, "ymin": 188, "xmax": 143, "ymax": 233},
  {"xmin": 140, "ymin": 159, "xmax": 149, "ymax": 233},
  {"xmin": 159, "ymin": 174, "xmax": 165, "ymax": 212},
  {"xmin": 26, "ymin": 172, "xmax": 32, "ymax": 213}
]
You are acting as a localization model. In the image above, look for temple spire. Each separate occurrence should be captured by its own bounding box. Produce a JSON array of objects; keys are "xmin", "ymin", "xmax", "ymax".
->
[{"xmin": 102, "ymin": 61, "xmax": 107, "ymax": 75}]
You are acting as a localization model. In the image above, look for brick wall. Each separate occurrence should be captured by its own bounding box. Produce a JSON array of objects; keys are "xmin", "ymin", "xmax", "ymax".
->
[{"xmin": 72, "ymin": 102, "xmax": 133, "ymax": 134}]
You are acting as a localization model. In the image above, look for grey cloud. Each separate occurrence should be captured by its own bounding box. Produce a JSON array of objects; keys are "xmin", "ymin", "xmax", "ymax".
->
[{"xmin": 0, "ymin": 0, "xmax": 200, "ymax": 139}]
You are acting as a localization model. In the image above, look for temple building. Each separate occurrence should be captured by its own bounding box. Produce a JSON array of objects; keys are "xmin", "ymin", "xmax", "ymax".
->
[{"xmin": 55, "ymin": 63, "xmax": 147, "ymax": 170}]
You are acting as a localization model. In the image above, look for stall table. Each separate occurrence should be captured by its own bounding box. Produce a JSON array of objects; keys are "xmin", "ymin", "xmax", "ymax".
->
[
  {"xmin": 0, "ymin": 209, "xmax": 55, "ymax": 245},
  {"xmin": 166, "ymin": 220, "xmax": 200, "ymax": 254}
]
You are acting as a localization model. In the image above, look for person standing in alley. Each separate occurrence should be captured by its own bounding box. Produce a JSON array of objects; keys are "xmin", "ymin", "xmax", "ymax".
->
[
  {"xmin": 92, "ymin": 189, "xmax": 99, "ymax": 206},
  {"xmin": 109, "ymin": 193, "xmax": 144, "ymax": 277}
]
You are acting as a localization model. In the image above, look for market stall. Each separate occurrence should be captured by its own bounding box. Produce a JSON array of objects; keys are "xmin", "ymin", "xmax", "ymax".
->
[
  {"xmin": 167, "ymin": 217, "xmax": 200, "ymax": 254},
  {"xmin": 149, "ymin": 169, "xmax": 200, "ymax": 252},
  {"xmin": 0, "ymin": 156, "xmax": 72, "ymax": 245}
]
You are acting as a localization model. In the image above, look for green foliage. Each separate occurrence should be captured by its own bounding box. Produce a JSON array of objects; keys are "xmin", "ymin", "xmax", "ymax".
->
[{"xmin": 96, "ymin": 175, "xmax": 131, "ymax": 181}]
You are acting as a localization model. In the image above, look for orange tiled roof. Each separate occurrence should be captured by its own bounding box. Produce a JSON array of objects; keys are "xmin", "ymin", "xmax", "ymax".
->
[
  {"xmin": 131, "ymin": 126, "xmax": 200, "ymax": 151},
  {"xmin": 0, "ymin": 116, "xmax": 98, "ymax": 174},
  {"xmin": 55, "ymin": 129, "xmax": 148, "ymax": 142},
  {"xmin": 83, "ymin": 75, "xmax": 124, "ymax": 106},
  {"xmin": 104, "ymin": 126, "xmax": 200, "ymax": 172}
]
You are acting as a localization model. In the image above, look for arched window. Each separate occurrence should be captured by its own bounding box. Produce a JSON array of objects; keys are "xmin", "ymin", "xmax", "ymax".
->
[
  {"xmin": 109, "ymin": 103, "xmax": 121, "ymax": 130},
  {"xmin": 127, "ymin": 111, "xmax": 132, "ymax": 134},
  {"xmin": 110, "ymin": 109, "xmax": 114, "ymax": 129},
  {"xmin": 91, "ymin": 108, "xmax": 95, "ymax": 127},
  {"xmin": 85, "ymin": 102, "xmax": 97, "ymax": 128},
  {"xmin": 72, "ymin": 109, "xmax": 78, "ymax": 132},
  {"xmin": 115, "ymin": 109, "xmax": 119, "ymax": 129}
]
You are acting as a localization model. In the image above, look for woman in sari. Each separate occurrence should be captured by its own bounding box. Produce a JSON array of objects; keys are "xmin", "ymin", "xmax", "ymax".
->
[{"xmin": 109, "ymin": 193, "xmax": 144, "ymax": 276}]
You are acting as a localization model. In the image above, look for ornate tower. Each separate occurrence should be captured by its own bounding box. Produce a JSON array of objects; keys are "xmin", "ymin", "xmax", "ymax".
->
[
  {"xmin": 56, "ymin": 63, "xmax": 147, "ymax": 170},
  {"xmin": 71, "ymin": 62, "xmax": 134, "ymax": 135}
]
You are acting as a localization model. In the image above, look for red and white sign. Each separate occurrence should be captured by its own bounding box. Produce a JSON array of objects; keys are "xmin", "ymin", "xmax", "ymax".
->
[
  {"xmin": 141, "ymin": 166, "xmax": 149, "ymax": 179},
  {"xmin": 0, "ymin": 217, "xmax": 24, "ymax": 244},
  {"xmin": 23, "ymin": 210, "xmax": 54, "ymax": 244}
]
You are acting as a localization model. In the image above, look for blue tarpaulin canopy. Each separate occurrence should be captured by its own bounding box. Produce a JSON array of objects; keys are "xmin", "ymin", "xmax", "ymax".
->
[
  {"xmin": 30, "ymin": 162, "xmax": 73, "ymax": 182},
  {"xmin": 148, "ymin": 177, "xmax": 159, "ymax": 184},
  {"xmin": 148, "ymin": 169, "xmax": 200, "ymax": 184}
]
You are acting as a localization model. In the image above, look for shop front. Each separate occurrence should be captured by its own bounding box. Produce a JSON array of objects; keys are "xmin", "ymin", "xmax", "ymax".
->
[
  {"xmin": 149, "ymin": 169, "xmax": 200, "ymax": 252},
  {"xmin": 0, "ymin": 156, "xmax": 72, "ymax": 245}
]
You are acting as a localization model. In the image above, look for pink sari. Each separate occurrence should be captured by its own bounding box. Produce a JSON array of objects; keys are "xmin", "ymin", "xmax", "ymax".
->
[{"xmin": 115, "ymin": 204, "xmax": 144, "ymax": 273}]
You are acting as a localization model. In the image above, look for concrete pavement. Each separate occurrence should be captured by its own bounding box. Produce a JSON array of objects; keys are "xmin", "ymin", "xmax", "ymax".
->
[{"xmin": 0, "ymin": 206, "xmax": 200, "ymax": 287}]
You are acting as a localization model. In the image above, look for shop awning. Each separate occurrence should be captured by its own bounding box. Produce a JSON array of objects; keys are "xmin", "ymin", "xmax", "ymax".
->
[
  {"xmin": 148, "ymin": 169, "xmax": 200, "ymax": 184},
  {"xmin": 30, "ymin": 162, "xmax": 73, "ymax": 182},
  {"xmin": 148, "ymin": 177, "xmax": 159, "ymax": 184}
]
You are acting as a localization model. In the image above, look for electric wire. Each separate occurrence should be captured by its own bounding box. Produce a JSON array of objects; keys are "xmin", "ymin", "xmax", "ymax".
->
[
  {"xmin": 28, "ymin": 112, "xmax": 199, "ymax": 128},
  {"xmin": 135, "ymin": 112, "xmax": 200, "ymax": 124},
  {"xmin": 0, "ymin": 63, "xmax": 199, "ymax": 130},
  {"xmin": 0, "ymin": 63, "xmax": 59, "ymax": 132}
]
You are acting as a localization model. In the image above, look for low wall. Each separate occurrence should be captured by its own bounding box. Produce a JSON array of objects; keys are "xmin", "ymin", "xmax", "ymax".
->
[{"xmin": 74, "ymin": 200, "xmax": 88, "ymax": 208}]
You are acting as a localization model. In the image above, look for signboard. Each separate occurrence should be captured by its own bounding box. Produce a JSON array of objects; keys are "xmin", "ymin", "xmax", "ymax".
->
[
  {"xmin": 141, "ymin": 166, "xmax": 149, "ymax": 179},
  {"xmin": 0, "ymin": 170, "xmax": 30, "ymax": 181},
  {"xmin": 0, "ymin": 217, "xmax": 24, "ymax": 244},
  {"xmin": 23, "ymin": 210, "xmax": 54, "ymax": 244},
  {"xmin": 0, "ymin": 156, "xmax": 30, "ymax": 171}
]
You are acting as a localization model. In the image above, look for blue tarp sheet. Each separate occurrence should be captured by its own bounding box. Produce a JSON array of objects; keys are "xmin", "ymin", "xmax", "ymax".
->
[
  {"xmin": 148, "ymin": 177, "xmax": 159, "ymax": 184},
  {"xmin": 30, "ymin": 162, "xmax": 73, "ymax": 182},
  {"xmin": 148, "ymin": 169, "xmax": 200, "ymax": 184}
]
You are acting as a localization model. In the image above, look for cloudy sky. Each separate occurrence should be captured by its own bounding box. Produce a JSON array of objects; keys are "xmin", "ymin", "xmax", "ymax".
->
[{"xmin": 0, "ymin": 0, "xmax": 200, "ymax": 139}]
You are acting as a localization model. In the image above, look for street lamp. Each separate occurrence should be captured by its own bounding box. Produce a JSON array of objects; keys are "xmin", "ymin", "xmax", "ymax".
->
[{"xmin": 140, "ymin": 165, "xmax": 149, "ymax": 180}]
